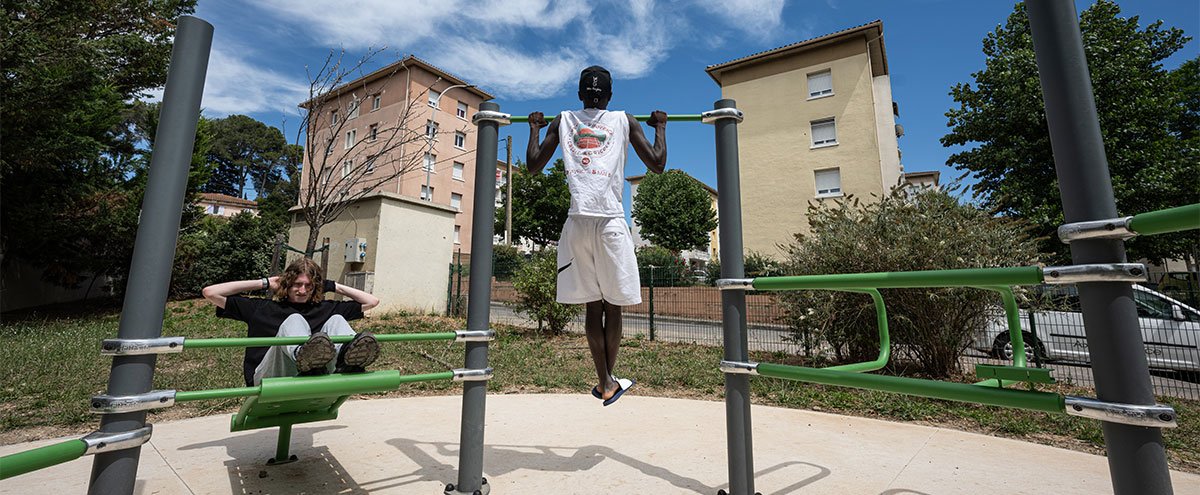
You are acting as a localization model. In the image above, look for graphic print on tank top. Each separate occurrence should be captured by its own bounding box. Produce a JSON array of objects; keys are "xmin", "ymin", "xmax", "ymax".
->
[{"xmin": 559, "ymin": 109, "xmax": 629, "ymax": 217}]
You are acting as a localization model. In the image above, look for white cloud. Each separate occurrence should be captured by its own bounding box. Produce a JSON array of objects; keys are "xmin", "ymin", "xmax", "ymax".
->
[
  {"xmin": 200, "ymin": 49, "xmax": 310, "ymax": 117},
  {"xmin": 437, "ymin": 40, "xmax": 584, "ymax": 99},
  {"xmin": 693, "ymin": 0, "xmax": 786, "ymax": 39}
]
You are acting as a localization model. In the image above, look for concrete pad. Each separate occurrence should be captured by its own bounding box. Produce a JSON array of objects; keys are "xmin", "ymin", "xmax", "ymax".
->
[{"xmin": 2, "ymin": 394, "xmax": 1197, "ymax": 494}]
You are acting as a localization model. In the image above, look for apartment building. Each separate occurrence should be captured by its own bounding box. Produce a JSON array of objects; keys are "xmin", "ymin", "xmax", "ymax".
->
[
  {"xmin": 706, "ymin": 20, "xmax": 904, "ymax": 256},
  {"xmin": 298, "ymin": 55, "xmax": 494, "ymax": 257}
]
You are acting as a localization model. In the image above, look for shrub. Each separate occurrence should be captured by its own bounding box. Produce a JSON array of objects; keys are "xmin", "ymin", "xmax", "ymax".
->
[
  {"xmin": 510, "ymin": 249, "xmax": 581, "ymax": 334},
  {"xmin": 703, "ymin": 251, "xmax": 785, "ymax": 285},
  {"xmin": 172, "ymin": 212, "xmax": 278, "ymax": 298},
  {"xmin": 778, "ymin": 187, "xmax": 1039, "ymax": 377},
  {"xmin": 635, "ymin": 245, "xmax": 689, "ymax": 287}
]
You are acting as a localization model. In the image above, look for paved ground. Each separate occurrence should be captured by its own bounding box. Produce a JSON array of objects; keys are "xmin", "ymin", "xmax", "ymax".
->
[{"xmin": 3, "ymin": 394, "xmax": 1197, "ymax": 494}]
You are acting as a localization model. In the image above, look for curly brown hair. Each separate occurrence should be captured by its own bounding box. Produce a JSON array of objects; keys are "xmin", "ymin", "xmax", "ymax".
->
[{"xmin": 273, "ymin": 257, "xmax": 325, "ymax": 303}]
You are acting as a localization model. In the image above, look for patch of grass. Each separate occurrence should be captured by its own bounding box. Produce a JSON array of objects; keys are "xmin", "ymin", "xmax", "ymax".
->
[{"xmin": 1, "ymin": 298, "xmax": 1197, "ymax": 473}]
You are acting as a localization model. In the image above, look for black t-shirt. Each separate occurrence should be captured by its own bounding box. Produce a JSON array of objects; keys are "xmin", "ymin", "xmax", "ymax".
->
[{"xmin": 217, "ymin": 295, "xmax": 364, "ymax": 385}]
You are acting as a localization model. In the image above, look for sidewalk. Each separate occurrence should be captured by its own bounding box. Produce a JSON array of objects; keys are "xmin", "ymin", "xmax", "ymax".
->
[{"xmin": 2, "ymin": 394, "xmax": 1196, "ymax": 494}]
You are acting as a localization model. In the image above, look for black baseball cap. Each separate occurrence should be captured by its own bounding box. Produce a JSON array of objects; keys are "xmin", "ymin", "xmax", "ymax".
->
[{"xmin": 579, "ymin": 65, "xmax": 612, "ymax": 101}]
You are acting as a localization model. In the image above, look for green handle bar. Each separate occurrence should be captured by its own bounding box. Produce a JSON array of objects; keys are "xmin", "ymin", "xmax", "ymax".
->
[
  {"xmin": 752, "ymin": 266, "xmax": 1043, "ymax": 291},
  {"xmin": 183, "ymin": 332, "xmax": 458, "ymax": 349},
  {"xmin": 1129, "ymin": 203, "xmax": 1200, "ymax": 237},
  {"xmin": 0, "ymin": 438, "xmax": 87, "ymax": 480},
  {"xmin": 822, "ymin": 288, "xmax": 890, "ymax": 373}
]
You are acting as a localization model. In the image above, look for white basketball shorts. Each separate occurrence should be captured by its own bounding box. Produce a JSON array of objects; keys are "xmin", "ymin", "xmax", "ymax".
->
[{"xmin": 556, "ymin": 216, "xmax": 642, "ymax": 306}]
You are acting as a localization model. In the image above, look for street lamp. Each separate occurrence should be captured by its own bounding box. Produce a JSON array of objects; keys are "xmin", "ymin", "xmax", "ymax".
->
[{"xmin": 424, "ymin": 83, "xmax": 473, "ymax": 201}]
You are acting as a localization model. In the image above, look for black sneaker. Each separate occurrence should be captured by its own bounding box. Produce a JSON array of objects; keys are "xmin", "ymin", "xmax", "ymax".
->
[
  {"xmin": 335, "ymin": 332, "xmax": 380, "ymax": 373},
  {"xmin": 294, "ymin": 332, "xmax": 335, "ymax": 376}
]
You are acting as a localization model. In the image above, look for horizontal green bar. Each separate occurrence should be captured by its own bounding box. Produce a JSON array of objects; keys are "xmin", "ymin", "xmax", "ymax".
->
[
  {"xmin": 509, "ymin": 113, "xmax": 704, "ymax": 123},
  {"xmin": 176, "ymin": 386, "xmax": 261, "ymax": 402},
  {"xmin": 1129, "ymin": 203, "xmax": 1200, "ymax": 236},
  {"xmin": 756, "ymin": 362, "xmax": 1064, "ymax": 413},
  {"xmin": 258, "ymin": 370, "xmax": 454, "ymax": 403},
  {"xmin": 183, "ymin": 332, "xmax": 458, "ymax": 349},
  {"xmin": 0, "ymin": 438, "xmax": 87, "ymax": 480},
  {"xmin": 752, "ymin": 266, "xmax": 1044, "ymax": 291}
]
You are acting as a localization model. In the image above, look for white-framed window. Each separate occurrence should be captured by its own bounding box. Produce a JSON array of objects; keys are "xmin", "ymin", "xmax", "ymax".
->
[
  {"xmin": 342, "ymin": 159, "xmax": 353, "ymax": 178},
  {"xmin": 421, "ymin": 185, "xmax": 434, "ymax": 201},
  {"xmin": 345, "ymin": 129, "xmax": 357, "ymax": 149},
  {"xmin": 325, "ymin": 141, "xmax": 333, "ymax": 156},
  {"xmin": 330, "ymin": 109, "xmax": 338, "ymax": 125},
  {"xmin": 811, "ymin": 118, "xmax": 837, "ymax": 147},
  {"xmin": 209, "ymin": 204, "xmax": 223, "ymax": 215},
  {"xmin": 425, "ymin": 120, "xmax": 438, "ymax": 139},
  {"xmin": 454, "ymin": 131, "xmax": 466, "ymax": 149},
  {"xmin": 814, "ymin": 168, "xmax": 842, "ymax": 197},
  {"xmin": 365, "ymin": 155, "xmax": 376, "ymax": 173},
  {"xmin": 428, "ymin": 89, "xmax": 440, "ymax": 107},
  {"xmin": 368, "ymin": 124, "xmax": 378, "ymax": 142},
  {"xmin": 454, "ymin": 225, "xmax": 461, "ymax": 244},
  {"xmin": 808, "ymin": 70, "xmax": 833, "ymax": 98},
  {"xmin": 452, "ymin": 161, "xmax": 465, "ymax": 181},
  {"xmin": 347, "ymin": 99, "xmax": 360, "ymax": 120},
  {"xmin": 424, "ymin": 152, "xmax": 435, "ymax": 172},
  {"xmin": 321, "ymin": 168, "xmax": 332, "ymax": 185},
  {"xmin": 456, "ymin": 102, "xmax": 467, "ymax": 119},
  {"xmin": 371, "ymin": 95, "xmax": 381, "ymax": 111},
  {"xmin": 450, "ymin": 193, "xmax": 462, "ymax": 210}
]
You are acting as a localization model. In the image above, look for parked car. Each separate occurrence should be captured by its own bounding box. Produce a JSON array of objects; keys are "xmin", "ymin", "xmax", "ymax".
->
[{"xmin": 973, "ymin": 284, "xmax": 1200, "ymax": 372}]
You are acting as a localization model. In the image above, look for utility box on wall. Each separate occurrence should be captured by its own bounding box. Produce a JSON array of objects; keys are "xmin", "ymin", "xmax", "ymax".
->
[
  {"xmin": 344, "ymin": 237, "xmax": 368, "ymax": 263},
  {"xmin": 345, "ymin": 271, "xmax": 374, "ymax": 293}
]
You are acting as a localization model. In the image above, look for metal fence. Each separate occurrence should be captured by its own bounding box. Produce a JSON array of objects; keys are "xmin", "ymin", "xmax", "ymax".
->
[{"xmin": 458, "ymin": 257, "xmax": 1199, "ymax": 400}]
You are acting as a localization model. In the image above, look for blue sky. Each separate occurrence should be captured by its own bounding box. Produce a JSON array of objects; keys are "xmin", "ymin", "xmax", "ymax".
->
[{"xmin": 186, "ymin": 0, "xmax": 1198, "ymax": 204}]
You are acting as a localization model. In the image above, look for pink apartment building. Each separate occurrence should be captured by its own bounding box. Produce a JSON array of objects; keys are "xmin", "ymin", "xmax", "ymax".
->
[{"xmin": 298, "ymin": 55, "xmax": 494, "ymax": 258}]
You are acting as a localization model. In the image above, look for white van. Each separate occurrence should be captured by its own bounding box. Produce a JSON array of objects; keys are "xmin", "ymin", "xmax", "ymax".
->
[{"xmin": 974, "ymin": 284, "xmax": 1200, "ymax": 372}]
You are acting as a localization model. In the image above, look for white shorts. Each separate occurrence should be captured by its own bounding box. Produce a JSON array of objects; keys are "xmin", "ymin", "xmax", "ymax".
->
[{"xmin": 556, "ymin": 216, "xmax": 642, "ymax": 306}]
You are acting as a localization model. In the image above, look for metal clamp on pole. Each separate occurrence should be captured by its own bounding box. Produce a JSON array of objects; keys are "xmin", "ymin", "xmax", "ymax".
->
[
  {"xmin": 100, "ymin": 336, "xmax": 186, "ymax": 356},
  {"xmin": 719, "ymin": 360, "xmax": 760, "ymax": 375},
  {"xmin": 452, "ymin": 367, "xmax": 494, "ymax": 382},
  {"xmin": 716, "ymin": 278, "xmax": 755, "ymax": 290},
  {"xmin": 90, "ymin": 390, "xmax": 177, "ymax": 414},
  {"xmin": 1057, "ymin": 217, "xmax": 1135, "ymax": 243},
  {"xmin": 701, "ymin": 107, "xmax": 744, "ymax": 124},
  {"xmin": 1064, "ymin": 396, "xmax": 1178, "ymax": 428},
  {"xmin": 472, "ymin": 110, "xmax": 511, "ymax": 126},
  {"xmin": 454, "ymin": 329, "xmax": 496, "ymax": 342},
  {"xmin": 1042, "ymin": 263, "xmax": 1146, "ymax": 284},
  {"xmin": 82, "ymin": 426, "xmax": 153, "ymax": 456}
]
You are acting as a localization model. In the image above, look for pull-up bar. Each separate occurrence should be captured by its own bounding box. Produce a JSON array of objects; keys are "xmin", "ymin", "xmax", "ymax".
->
[{"xmin": 508, "ymin": 113, "xmax": 705, "ymax": 123}]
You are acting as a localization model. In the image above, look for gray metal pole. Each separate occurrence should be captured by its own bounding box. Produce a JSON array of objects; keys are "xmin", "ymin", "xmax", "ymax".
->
[
  {"xmin": 449, "ymin": 101, "xmax": 499, "ymax": 495},
  {"xmin": 88, "ymin": 15, "xmax": 212, "ymax": 495},
  {"xmin": 713, "ymin": 99, "xmax": 756, "ymax": 495},
  {"xmin": 1026, "ymin": 2, "xmax": 1173, "ymax": 494}
]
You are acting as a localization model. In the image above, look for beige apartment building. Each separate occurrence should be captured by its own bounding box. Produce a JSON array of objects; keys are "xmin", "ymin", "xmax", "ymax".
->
[
  {"xmin": 706, "ymin": 20, "xmax": 904, "ymax": 256},
  {"xmin": 298, "ymin": 55, "xmax": 494, "ymax": 258}
]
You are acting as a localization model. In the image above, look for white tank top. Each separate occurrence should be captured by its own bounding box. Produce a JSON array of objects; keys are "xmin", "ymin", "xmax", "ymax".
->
[{"xmin": 558, "ymin": 109, "xmax": 630, "ymax": 217}]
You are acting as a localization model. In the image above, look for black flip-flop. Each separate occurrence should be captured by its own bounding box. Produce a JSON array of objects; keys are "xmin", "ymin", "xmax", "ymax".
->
[
  {"xmin": 603, "ymin": 378, "xmax": 635, "ymax": 406},
  {"xmin": 591, "ymin": 386, "xmax": 603, "ymax": 399}
]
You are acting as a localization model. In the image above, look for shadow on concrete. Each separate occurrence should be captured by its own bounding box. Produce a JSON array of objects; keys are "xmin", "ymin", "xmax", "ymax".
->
[
  {"xmin": 879, "ymin": 490, "xmax": 933, "ymax": 495},
  {"xmin": 178, "ymin": 425, "xmax": 356, "ymax": 494}
]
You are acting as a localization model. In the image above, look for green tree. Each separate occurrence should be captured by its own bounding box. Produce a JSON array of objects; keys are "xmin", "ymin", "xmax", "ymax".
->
[
  {"xmin": 1, "ymin": 0, "xmax": 198, "ymax": 291},
  {"xmin": 631, "ymin": 170, "xmax": 717, "ymax": 253},
  {"xmin": 496, "ymin": 159, "xmax": 571, "ymax": 248},
  {"xmin": 205, "ymin": 115, "xmax": 290, "ymax": 199},
  {"xmin": 942, "ymin": 0, "xmax": 1198, "ymax": 265},
  {"xmin": 257, "ymin": 144, "xmax": 304, "ymax": 231},
  {"xmin": 779, "ymin": 188, "xmax": 1039, "ymax": 377}
]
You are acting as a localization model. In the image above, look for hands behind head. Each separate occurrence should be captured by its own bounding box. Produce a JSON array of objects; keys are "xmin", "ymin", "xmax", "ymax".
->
[
  {"xmin": 267, "ymin": 276, "xmax": 280, "ymax": 292},
  {"xmin": 528, "ymin": 111, "xmax": 547, "ymax": 129},
  {"xmin": 647, "ymin": 110, "xmax": 667, "ymax": 129}
]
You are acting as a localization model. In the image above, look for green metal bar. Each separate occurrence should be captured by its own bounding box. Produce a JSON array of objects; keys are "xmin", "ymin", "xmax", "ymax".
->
[
  {"xmin": 176, "ymin": 386, "xmax": 261, "ymax": 402},
  {"xmin": 752, "ymin": 266, "xmax": 1043, "ymax": 291},
  {"xmin": 823, "ymin": 288, "xmax": 890, "ymax": 373},
  {"xmin": 756, "ymin": 362, "xmax": 1065, "ymax": 413},
  {"xmin": 509, "ymin": 113, "xmax": 704, "ymax": 123},
  {"xmin": 0, "ymin": 438, "xmax": 88, "ymax": 480},
  {"xmin": 975, "ymin": 286, "xmax": 1029, "ymax": 388},
  {"xmin": 1129, "ymin": 203, "xmax": 1200, "ymax": 237},
  {"xmin": 183, "ymin": 332, "xmax": 458, "ymax": 349},
  {"xmin": 274, "ymin": 424, "xmax": 292, "ymax": 462},
  {"xmin": 257, "ymin": 370, "xmax": 454, "ymax": 403}
]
